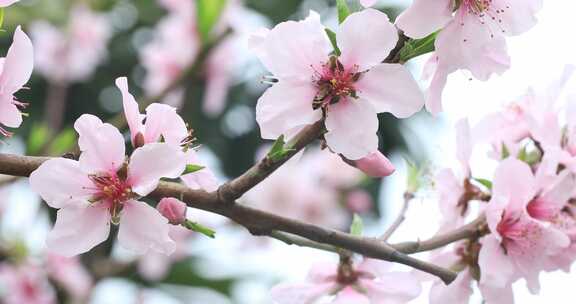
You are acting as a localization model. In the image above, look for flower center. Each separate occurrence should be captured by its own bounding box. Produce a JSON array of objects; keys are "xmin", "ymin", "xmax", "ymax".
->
[
  {"xmin": 89, "ymin": 172, "xmax": 132, "ymax": 223},
  {"xmin": 463, "ymin": 0, "xmax": 491, "ymax": 14},
  {"xmin": 312, "ymin": 56, "xmax": 360, "ymax": 110},
  {"xmin": 496, "ymin": 211, "xmax": 542, "ymax": 254}
]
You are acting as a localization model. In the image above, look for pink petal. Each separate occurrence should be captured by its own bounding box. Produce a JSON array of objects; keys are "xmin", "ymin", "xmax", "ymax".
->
[
  {"xmin": 269, "ymin": 282, "xmax": 335, "ymax": 304},
  {"xmin": 115, "ymin": 77, "xmax": 145, "ymax": 144},
  {"xmin": 491, "ymin": 158, "xmax": 536, "ymax": 212},
  {"xmin": 143, "ymin": 103, "xmax": 188, "ymax": 145},
  {"xmin": 424, "ymin": 56, "xmax": 450, "ymax": 115},
  {"xmin": 181, "ymin": 150, "xmax": 219, "ymax": 191},
  {"xmin": 359, "ymin": 0, "xmax": 376, "ymax": 7},
  {"xmin": 305, "ymin": 261, "xmax": 338, "ymax": 283},
  {"xmin": 74, "ymin": 114, "xmax": 126, "ymax": 174},
  {"xmin": 356, "ymin": 63, "xmax": 424, "ymax": 118},
  {"xmin": 479, "ymin": 282, "xmax": 515, "ymax": 304},
  {"xmin": 256, "ymin": 80, "xmax": 321, "ymax": 140},
  {"xmin": 0, "ymin": 26, "xmax": 33, "ymax": 94},
  {"xmin": 0, "ymin": 0, "xmax": 19, "ymax": 7},
  {"xmin": 127, "ymin": 143, "xmax": 187, "ymax": 196},
  {"xmin": 253, "ymin": 11, "xmax": 331, "ymax": 79},
  {"xmin": 395, "ymin": 0, "xmax": 453, "ymax": 39},
  {"xmin": 332, "ymin": 287, "xmax": 370, "ymax": 304},
  {"xmin": 0, "ymin": 98, "xmax": 22, "ymax": 128},
  {"xmin": 429, "ymin": 270, "xmax": 473, "ymax": 304},
  {"xmin": 29, "ymin": 158, "xmax": 95, "ymax": 209},
  {"xmin": 337, "ymin": 9, "xmax": 398, "ymax": 72},
  {"xmin": 478, "ymin": 235, "xmax": 516, "ymax": 289},
  {"xmin": 496, "ymin": 0, "xmax": 542, "ymax": 36},
  {"xmin": 435, "ymin": 16, "xmax": 510, "ymax": 81},
  {"xmin": 118, "ymin": 200, "xmax": 175, "ymax": 255},
  {"xmin": 325, "ymin": 100, "xmax": 379, "ymax": 160},
  {"xmin": 362, "ymin": 272, "xmax": 422, "ymax": 302},
  {"xmin": 47, "ymin": 205, "xmax": 111, "ymax": 256}
]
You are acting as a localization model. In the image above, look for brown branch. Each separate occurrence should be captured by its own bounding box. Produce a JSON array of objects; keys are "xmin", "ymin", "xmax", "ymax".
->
[
  {"xmin": 392, "ymin": 215, "xmax": 488, "ymax": 254},
  {"xmin": 381, "ymin": 192, "xmax": 413, "ymax": 241},
  {"xmin": 217, "ymin": 120, "xmax": 325, "ymax": 202},
  {"xmin": 0, "ymin": 152, "xmax": 456, "ymax": 284}
]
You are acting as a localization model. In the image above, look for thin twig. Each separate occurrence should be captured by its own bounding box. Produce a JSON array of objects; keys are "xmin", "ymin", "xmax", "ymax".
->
[
  {"xmin": 381, "ymin": 192, "xmax": 413, "ymax": 241},
  {"xmin": 392, "ymin": 215, "xmax": 488, "ymax": 254}
]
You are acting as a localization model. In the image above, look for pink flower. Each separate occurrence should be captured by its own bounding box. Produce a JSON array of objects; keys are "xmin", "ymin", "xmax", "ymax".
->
[
  {"xmin": 396, "ymin": 0, "xmax": 542, "ymax": 114},
  {"xmin": 157, "ymin": 197, "xmax": 187, "ymax": 224},
  {"xmin": 30, "ymin": 5, "xmax": 110, "ymax": 83},
  {"xmin": 346, "ymin": 190, "xmax": 373, "ymax": 213},
  {"xmin": 116, "ymin": 77, "xmax": 219, "ymax": 192},
  {"xmin": 479, "ymin": 158, "xmax": 570, "ymax": 295},
  {"xmin": 0, "ymin": 26, "xmax": 33, "ymax": 137},
  {"xmin": 0, "ymin": 263, "xmax": 56, "ymax": 304},
  {"xmin": 435, "ymin": 119, "xmax": 474, "ymax": 229},
  {"xmin": 251, "ymin": 9, "xmax": 424, "ymax": 160},
  {"xmin": 351, "ymin": 151, "xmax": 395, "ymax": 177},
  {"xmin": 270, "ymin": 259, "xmax": 421, "ymax": 304},
  {"xmin": 30, "ymin": 114, "xmax": 187, "ymax": 256},
  {"xmin": 140, "ymin": 6, "xmax": 199, "ymax": 100},
  {"xmin": 46, "ymin": 255, "xmax": 93, "ymax": 300}
]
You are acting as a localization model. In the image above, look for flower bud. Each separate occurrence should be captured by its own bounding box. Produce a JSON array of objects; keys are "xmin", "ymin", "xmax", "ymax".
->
[
  {"xmin": 157, "ymin": 198, "xmax": 187, "ymax": 225},
  {"xmin": 353, "ymin": 151, "xmax": 395, "ymax": 177},
  {"xmin": 346, "ymin": 190, "xmax": 373, "ymax": 213}
]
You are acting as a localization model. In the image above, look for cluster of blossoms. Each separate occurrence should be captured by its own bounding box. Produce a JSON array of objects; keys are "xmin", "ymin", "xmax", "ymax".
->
[
  {"xmin": 0, "ymin": 255, "xmax": 93, "ymax": 304},
  {"xmin": 2, "ymin": 0, "xmax": 572, "ymax": 303},
  {"xmin": 29, "ymin": 77, "xmax": 217, "ymax": 256},
  {"xmin": 421, "ymin": 68, "xmax": 576, "ymax": 303},
  {"xmin": 30, "ymin": 4, "xmax": 111, "ymax": 84},
  {"xmin": 140, "ymin": 0, "xmax": 250, "ymax": 115}
]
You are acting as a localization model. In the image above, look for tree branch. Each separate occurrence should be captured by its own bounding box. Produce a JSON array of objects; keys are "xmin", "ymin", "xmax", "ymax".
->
[
  {"xmin": 0, "ymin": 152, "xmax": 457, "ymax": 284},
  {"xmin": 381, "ymin": 192, "xmax": 412, "ymax": 241},
  {"xmin": 217, "ymin": 120, "xmax": 325, "ymax": 202},
  {"xmin": 392, "ymin": 215, "xmax": 488, "ymax": 254}
]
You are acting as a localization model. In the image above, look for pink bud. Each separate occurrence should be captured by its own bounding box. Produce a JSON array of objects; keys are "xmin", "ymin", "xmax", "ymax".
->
[
  {"xmin": 157, "ymin": 198, "xmax": 187, "ymax": 224},
  {"xmin": 353, "ymin": 151, "xmax": 395, "ymax": 177},
  {"xmin": 346, "ymin": 190, "xmax": 373, "ymax": 213}
]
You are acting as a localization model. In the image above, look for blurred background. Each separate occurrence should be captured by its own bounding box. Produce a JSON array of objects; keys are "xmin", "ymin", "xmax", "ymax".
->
[{"xmin": 0, "ymin": 0, "xmax": 574, "ymax": 303}]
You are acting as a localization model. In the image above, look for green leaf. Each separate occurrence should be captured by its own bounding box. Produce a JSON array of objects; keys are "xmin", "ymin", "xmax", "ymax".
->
[
  {"xmin": 183, "ymin": 219, "xmax": 216, "ymax": 238},
  {"xmin": 336, "ymin": 0, "xmax": 351, "ymax": 23},
  {"xmin": 48, "ymin": 129, "xmax": 77, "ymax": 156},
  {"xmin": 325, "ymin": 28, "xmax": 341, "ymax": 56},
  {"xmin": 183, "ymin": 164, "xmax": 205, "ymax": 175},
  {"xmin": 405, "ymin": 158, "xmax": 423, "ymax": 194},
  {"xmin": 197, "ymin": 0, "xmax": 227, "ymax": 42},
  {"xmin": 473, "ymin": 178, "xmax": 492, "ymax": 190},
  {"xmin": 501, "ymin": 143, "xmax": 510, "ymax": 159},
  {"xmin": 350, "ymin": 214, "xmax": 363, "ymax": 236},
  {"xmin": 267, "ymin": 135, "xmax": 295, "ymax": 162},
  {"xmin": 399, "ymin": 31, "xmax": 438, "ymax": 63},
  {"xmin": 517, "ymin": 146, "xmax": 528, "ymax": 162},
  {"xmin": 27, "ymin": 124, "xmax": 49, "ymax": 155},
  {"xmin": 0, "ymin": 8, "xmax": 5, "ymax": 29}
]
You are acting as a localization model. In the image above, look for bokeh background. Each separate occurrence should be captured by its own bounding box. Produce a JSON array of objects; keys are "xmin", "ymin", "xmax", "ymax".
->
[{"xmin": 0, "ymin": 0, "xmax": 575, "ymax": 303}]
